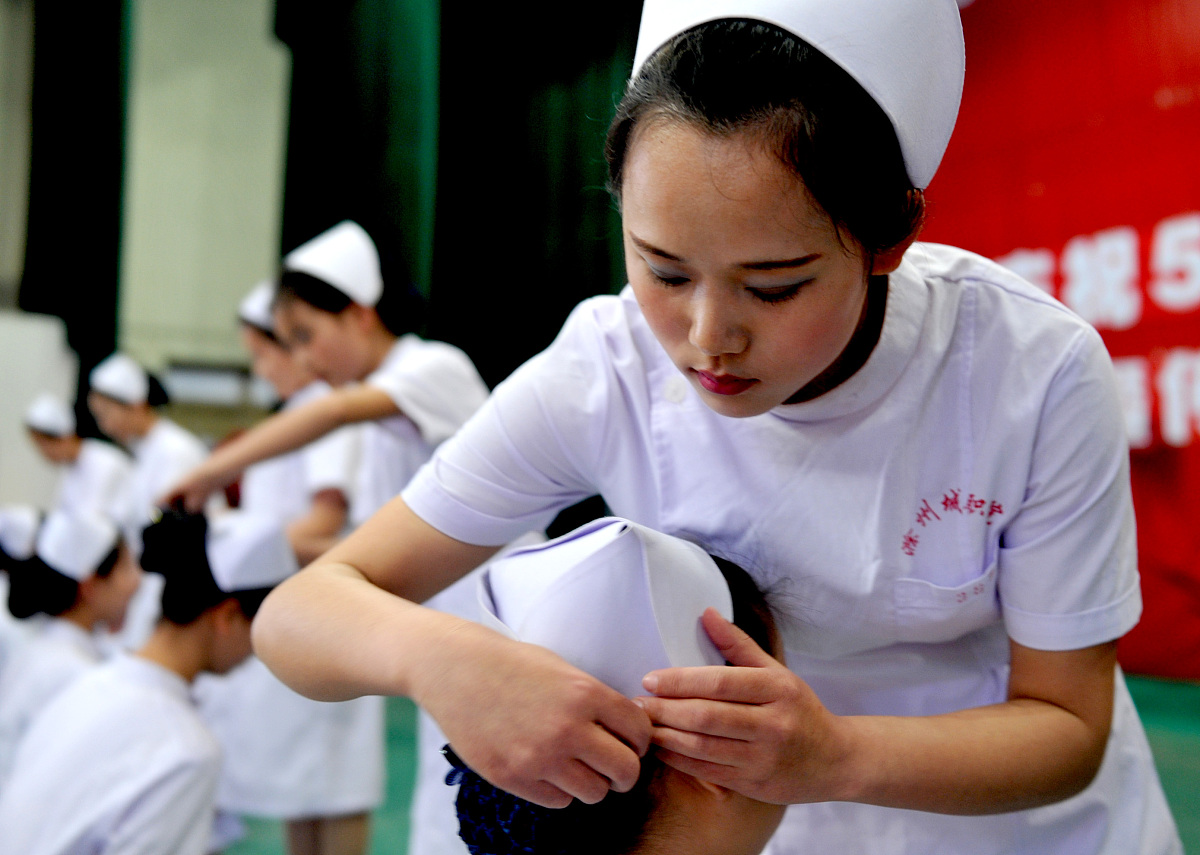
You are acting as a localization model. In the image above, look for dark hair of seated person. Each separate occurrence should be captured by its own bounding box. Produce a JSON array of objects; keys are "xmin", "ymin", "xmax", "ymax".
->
[
  {"xmin": 444, "ymin": 555, "xmax": 777, "ymax": 855},
  {"xmin": 5, "ymin": 544, "xmax": 121, "ymax": 620},
  {"xmin": 140, "ymin": 510, "xmax": 271, "ymax": 624}
]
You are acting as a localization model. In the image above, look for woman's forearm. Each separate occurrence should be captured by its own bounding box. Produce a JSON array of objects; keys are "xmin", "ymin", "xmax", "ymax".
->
[{"xmin": 837, "ymin": 694, "xmax": 1110, "ymax": 814}]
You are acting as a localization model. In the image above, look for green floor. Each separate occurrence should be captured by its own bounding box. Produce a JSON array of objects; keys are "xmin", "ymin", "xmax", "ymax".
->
[{"xmin": 228, "ymin": 676, "xmax": 1200, "ymax": 854}]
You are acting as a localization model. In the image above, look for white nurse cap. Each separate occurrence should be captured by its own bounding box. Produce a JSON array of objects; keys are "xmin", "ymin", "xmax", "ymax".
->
[
  {"xmin": 36, "ymin": 510, "xmax": 120, "ymax": 582},
  {"xmin": 25, "ymin": 393, "xmax": 76, "ymax": 437},
  {"xmin": 205, "ymin": 511, "xmax": 298, "ymax": 593},
  {"xmin": 0, "ymin": 505, "xmax": 42, "ymax": 562},
  {"xmin": 238, "ymin": 280, "xmax": 277, "ymax": 333},
  {"xmin": 283, "ymin": 221, "xmax": 383, "ymax": 307},
  {"xmin": 479, "ymin": 517, "xmax": 733, "ymax": 698},
  {"xmin": 631, "ymin": 0, "xmax": 965, "ymax": 189},
  {"xmin": 90, "ymin": 353, "xmax": 149, "ymax": 405}
]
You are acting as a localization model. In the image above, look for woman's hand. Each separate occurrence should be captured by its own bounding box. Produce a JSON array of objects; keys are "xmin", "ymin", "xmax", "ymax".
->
[
  {"xmin": 160, "ymin": 460, "xmax": 232, "ymax": 512},
  {"xmin": 637, "ymin": 608, "xmax": 852, "ymax": 805},
  {"xmin": 413, "ymin": 622, "xmax": 655, "ymax": 809}
]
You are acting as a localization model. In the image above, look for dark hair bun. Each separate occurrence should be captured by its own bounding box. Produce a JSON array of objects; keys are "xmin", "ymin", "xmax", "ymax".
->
[
  {"xmin": 140, "ymin": 511, "xmax": 223, "ymax": 625},
  {"xmin": 443, "ymin": 746, "xmax": 655, "ymax": 855},
  {"xmin": 5, "ymin": 557, "xmax": 79, "ymax": 619}
]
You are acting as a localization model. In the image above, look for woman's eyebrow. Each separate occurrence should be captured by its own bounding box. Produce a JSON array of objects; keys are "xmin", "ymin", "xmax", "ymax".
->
[
  {"xmin": 629, "ymin": 233, "xmax": 821, "ymax": 270},
  {"xmin": 629, "ymin": 233, "xmax": 684, "ymax": 261},
  {"xmin": 739, "ymin": 254, "xmax": 822, "ymax": 271}
]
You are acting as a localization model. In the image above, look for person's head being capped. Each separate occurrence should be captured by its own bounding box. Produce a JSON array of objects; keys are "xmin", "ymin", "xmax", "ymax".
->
[
  {"xmin": 138, "ymin": 509, "xmax": 297, "ymax": 679},
  {"xmin": 446, "ymin": 517, "xmax": 784, "ymax": 855}
]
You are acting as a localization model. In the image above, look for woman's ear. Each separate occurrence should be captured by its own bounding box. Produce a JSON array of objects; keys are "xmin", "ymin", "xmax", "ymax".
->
[
  {"xmin": 871, "ymin": 189, "xmax": 925, "ymax": 275},
  {"xmin": 210, "ymin": 597, "xmax": 245, "ymax": 635}
]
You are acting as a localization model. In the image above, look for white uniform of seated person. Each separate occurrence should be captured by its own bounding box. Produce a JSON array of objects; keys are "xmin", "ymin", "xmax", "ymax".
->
[
  {"xmin": 0, "ymin": 510, "xmax": 137, "ymax": 790},
  {"xmin": 23, "ymin": 394, "xmax": 133, "ymax": 522},
  {"xmin": 444, "ymin": 518, "xmax": 786, "ymax": 855},
  {"xmin": 0, "ymin": 511, "xmax": 296, "ymax": 855}
]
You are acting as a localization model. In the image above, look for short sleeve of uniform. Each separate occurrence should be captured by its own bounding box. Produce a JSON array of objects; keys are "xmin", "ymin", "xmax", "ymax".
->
[
  {"xmin": 404, "ymin": 297, "xmax": 638, "ymax": 545},
  {"xmin": 366, "ymin": 337, "xmax": 490, "ymax": 446},
  {"xmin": 998, "ymin": 324, "xmax": 1141, "ymax": 651}
]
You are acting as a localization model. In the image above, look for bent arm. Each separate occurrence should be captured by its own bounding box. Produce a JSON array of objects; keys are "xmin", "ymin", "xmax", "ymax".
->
[
  {"xmin": 253, "ymin": 495, "xmax": 500, "ymax": 699},
  {"xmin": 163, "ymin": 385, "xmax": 397, "ymax": 511},
  {"xmin": 252, "ymin": 496, "xmax": 653, "ymax": 808}
]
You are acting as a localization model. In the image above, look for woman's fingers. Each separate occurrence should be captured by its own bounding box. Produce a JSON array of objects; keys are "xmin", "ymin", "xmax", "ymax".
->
[
  {"xmin": 699, "ymin": 607, "xmax": 778, "ymax": 668},
  {"xmin": 637, "ymin": 695, "xmax": 759, "ymax": 741}
]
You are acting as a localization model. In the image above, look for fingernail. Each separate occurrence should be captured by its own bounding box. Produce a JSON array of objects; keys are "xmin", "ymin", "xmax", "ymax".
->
[
  {"xmin": 642, "ymin": 674, "xmax": 658, "ymax": 693},
  {"xmin": 632, "ymin": 697, "xmax": 647, "ymax": 710}
]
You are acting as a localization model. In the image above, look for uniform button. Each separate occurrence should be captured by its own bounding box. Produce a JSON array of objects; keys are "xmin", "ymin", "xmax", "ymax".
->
[{"xmin": 664, "ymin": 376, "xmax": 688, "ymax": 403}]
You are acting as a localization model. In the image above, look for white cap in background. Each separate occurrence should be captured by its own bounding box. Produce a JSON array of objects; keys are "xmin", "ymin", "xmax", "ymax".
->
[
  {"xmin": 238, "ymin": 280, "xmax": 277, "ymax": 334},
  {"xmin": 90, "ymin": 353, "xmax": 149, "ymax": 405},
  {"xmin": 36, "ymin": 510, "xmax": 121, "ymax": 582},
  {"xmin": 25, "ymin": 393, "xmax": 76, "ymax": 438},
  {"xmin": 206, "ymin": 511, "xmax": 298, "ymax": 593},
  {"xmin": 283, "ymin": 221, "xmax": 383, "ymax": 307},
  {"xmin": 0, "ymin": 505, "xmax": 42, "ymax": 562}
]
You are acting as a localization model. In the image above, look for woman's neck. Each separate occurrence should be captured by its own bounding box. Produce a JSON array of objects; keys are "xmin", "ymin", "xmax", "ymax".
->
[
  {"xmin": 135, "ymin": 619, "xmax": 210, "ymax": 683},
  {"xmin": 785, "ymin": 273, "xmax": 888, "ymax": 405}
]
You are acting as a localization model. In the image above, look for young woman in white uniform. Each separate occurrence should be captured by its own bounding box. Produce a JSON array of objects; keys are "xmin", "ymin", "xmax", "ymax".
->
[
  {"xmin": 23, "ymin": 393, "xmax": 133, "ymax": 522},
  {"xmin": 167, "ymin": 222, "xmax": 489, "ymax": 523},
  {"xmin": 87, "ymin": 352, "xmax": 209, "ymax": 648},
  {"xmin": 0, "ymin": 509, "xmax": 296, "ymax": 855},
  {"xmin": 252, "ymin": 2, "xmax": 1181, "ymax": 853},
  {"xmin": 167, "ymin": 222, "xmax": 492, "ymax": 855},
  {"xmin": 196, "ymin": 282, "xmax": 380, "ymax": 855},
  {"xmin": 0, "ymin": 510, "xmax": 139, "ymax": 788}
]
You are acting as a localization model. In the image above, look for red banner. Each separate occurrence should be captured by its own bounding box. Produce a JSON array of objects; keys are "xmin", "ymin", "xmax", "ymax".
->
[{"xmin": 921, "ymin": 0, "xmax": 1200, "ymax": 677}]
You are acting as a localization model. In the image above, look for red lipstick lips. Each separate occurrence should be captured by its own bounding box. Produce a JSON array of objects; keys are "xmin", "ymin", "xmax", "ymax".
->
[{"xmin": 695, "ymin": 370, "xmax": 757, "ymax": 396}]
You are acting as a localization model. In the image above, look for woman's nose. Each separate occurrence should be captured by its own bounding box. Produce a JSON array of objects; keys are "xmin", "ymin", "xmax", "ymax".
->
[{"xmin": 688, "ymin": 287, "xmax": 749, "ymax": 356}]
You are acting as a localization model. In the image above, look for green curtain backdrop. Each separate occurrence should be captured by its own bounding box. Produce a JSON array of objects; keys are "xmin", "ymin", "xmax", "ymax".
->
[
  {"xmin": 274, "ymin": 0, "xmax": 439, "ymax": 309},
  {"xmin": 426, "ymin": 4, "xmax": 642, "ymax": 387},
  {"xmin": 276, "ymin": 0, "xmax": 642, "ymax": 387}
]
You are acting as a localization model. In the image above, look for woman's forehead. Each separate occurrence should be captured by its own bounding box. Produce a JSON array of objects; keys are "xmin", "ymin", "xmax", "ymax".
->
[{"xmin": 622, "ymin": 121, "xmax": 838, "ymax": 255}]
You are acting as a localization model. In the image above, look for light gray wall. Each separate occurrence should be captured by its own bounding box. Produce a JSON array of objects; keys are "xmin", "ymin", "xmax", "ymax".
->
[
  {"xmin": 0, "ymin": 0, "xmax": 33, "ymax": 308},
  {"xmin": 119, "ymin": 0, "xmax": 290, "ymax": 371}
]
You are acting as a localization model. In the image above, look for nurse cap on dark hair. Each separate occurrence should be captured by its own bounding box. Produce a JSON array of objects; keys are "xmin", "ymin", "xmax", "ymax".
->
[
  {"xmin": 34, "ymin": 510, "xmax": 121, "ymax": 582},
  {"xmin": 24, "ymin": 394, "xmax": 76, "ymax": 438},
  {"xmin": 141, "ymin": 509, "xmax": 297, "ymax": 624},
  {"xmin": 90, "ymin": 353, "xmax": 150, "ymax": 405},
  {"xmin": 631, "ymin": 0, "xmax": 965, "ymax": 189},
  {"xmin": 0, "ymin": 504, "xmax": 42, "ymax": 565},
  {"xmin": 6, "ymin": 510, "xmax": 121, "ymax": 619},
  {"xmin": 283, "ymin": 221, "xmax": 383, "ymax": 308},
  {"xmin": 238, "ymin": 280, "xmax": 278, "ymax": 338}
]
